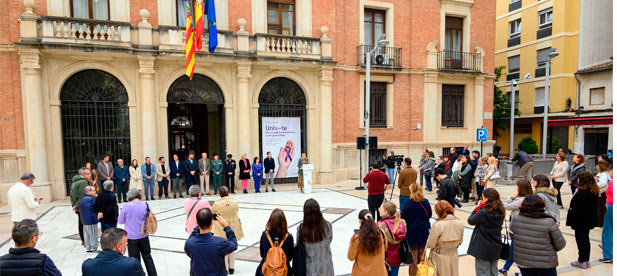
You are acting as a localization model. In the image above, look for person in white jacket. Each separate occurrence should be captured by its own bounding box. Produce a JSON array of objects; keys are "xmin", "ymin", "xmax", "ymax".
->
[{"xmin": 7, "ymin": 173, "xmax": 40, "ymax": 224}]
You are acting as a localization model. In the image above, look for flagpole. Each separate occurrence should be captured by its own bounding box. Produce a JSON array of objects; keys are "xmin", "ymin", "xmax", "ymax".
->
[{"xmin": 191, "ymin": 0, "xmax": 198, "ymax": 67}]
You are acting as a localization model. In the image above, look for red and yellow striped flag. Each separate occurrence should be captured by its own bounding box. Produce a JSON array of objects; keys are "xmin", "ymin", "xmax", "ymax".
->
[
  {"xmin": 195, "ymin": 0, "xmax": 204, "ymax": 50},
  {"xmin": 185, "ymin": 1, "xmax": 195, "ymax": 79}
]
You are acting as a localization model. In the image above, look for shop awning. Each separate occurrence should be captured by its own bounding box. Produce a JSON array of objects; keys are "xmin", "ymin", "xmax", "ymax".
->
[{"xmin": 548, "ymin": 116, "xmax": 613, "ymax": 127}]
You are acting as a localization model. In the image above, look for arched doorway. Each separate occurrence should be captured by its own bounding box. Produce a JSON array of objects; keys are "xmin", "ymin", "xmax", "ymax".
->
[
  {"xmin": 60, "ymin": 69, "xmax": 131, "ymax": 193},
  {"xmin": 167, "ymin": 74, "xmax": 225, "ymax": 160},
  {"xmin": 258, "ymin": 77, "xmax": 307, "ymax": 182}
]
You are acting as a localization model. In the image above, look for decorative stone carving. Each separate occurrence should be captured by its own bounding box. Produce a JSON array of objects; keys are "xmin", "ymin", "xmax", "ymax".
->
[{"xmin": 138, "ymin": 55, "xmax": 155, "ymax": 74}]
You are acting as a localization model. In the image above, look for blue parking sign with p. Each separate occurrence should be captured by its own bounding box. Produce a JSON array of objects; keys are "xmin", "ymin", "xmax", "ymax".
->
[{"xmin": 477, "ymin": 128, "xmax": 488, "ymax": 142}]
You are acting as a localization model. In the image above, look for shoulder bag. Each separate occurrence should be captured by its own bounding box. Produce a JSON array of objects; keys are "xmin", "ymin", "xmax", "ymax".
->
[
  {"xmin": 141, "ymin": 202, "xmax": 158, "ymax": 235},
  {"xmin": 398, "ymin": 220, "xmax": 413, "ymax": 264},
  {"xmin": 499, "ymin": 216, "xmax": 510, "ymax": 260},
  {"xmin": 416, "ymin": 243, "xmax": 434, "ymax": 276}
]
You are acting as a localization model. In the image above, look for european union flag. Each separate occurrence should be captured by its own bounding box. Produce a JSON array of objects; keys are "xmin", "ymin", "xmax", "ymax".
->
[{"xmin": 205, "ymin": 0, "xmax": 218, "ymax": 53}]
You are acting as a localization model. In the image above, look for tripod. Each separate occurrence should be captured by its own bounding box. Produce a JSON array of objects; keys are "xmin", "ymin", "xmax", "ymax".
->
[{"xmin": 389, "ymin": 164, "xmax": 403, "ymax": 201}]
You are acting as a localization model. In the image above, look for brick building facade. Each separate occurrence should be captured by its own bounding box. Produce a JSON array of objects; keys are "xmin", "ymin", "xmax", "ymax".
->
[{"xmin": 0, "ymin": 0, "xmax": 495, "ymax": 202}]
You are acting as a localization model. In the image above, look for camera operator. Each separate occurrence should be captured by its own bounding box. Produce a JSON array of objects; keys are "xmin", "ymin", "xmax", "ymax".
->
[
  {"xmin": 382, "ymin": 151, "xmax": 396, "ymax": 184},
  {"xmin": 398, "ymin": 157, "xmax": 417, "ymax": 209},
  {"xmin": 435, "ymin": 168, "xmax": 460, "ymax": 208}
]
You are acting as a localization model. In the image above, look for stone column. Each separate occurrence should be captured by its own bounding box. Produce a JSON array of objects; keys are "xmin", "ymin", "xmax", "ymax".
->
[
  {"xmin": 19, "ymin": 49, "xmax": 49, "ymax": 184},
  {"xmin": 138, "ymin": 55, "xmax": 157, "ymax": 159},
  {"xmin": 236, "ymin": 62, "xmax": 252, "ymax": 156},
  {"xmin": 318, "ymin": 66, "xmax": 335, "ymax": 184},
  {"xmin": 423, "ymin": 72, "xmax": 439, "ymax": 141}
]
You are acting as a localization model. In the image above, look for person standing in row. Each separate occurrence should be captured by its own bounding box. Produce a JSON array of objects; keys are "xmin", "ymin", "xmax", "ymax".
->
[
  {"xmin": 141, "ymin": 157, "xmax": 156, "ymax": 201},
  {"xmin": 98, "ymin": 155, "xmax": 114, "ymax": 192},
  {"xmin": 114, "ymin": 159, "xmax": 129, "ymax": 203},
  {"xmin": 401, "ymin": 184, "xmax": 431, "ymax": 276},
  {"xmin": 398, "ymin": 158, "xmax": 417, "ymax": 209},
  {"xmin": 263, "ymin": 151, "xmax": 276, "ymax": 192},
  {"xmin": 297, "ymin": 198, "xmax": 334, "ymax": 276},
  {"xmin": 84, "ymin": 162, "xmax": 98, "ymax": 188},
  {"xmin": 80, "ymin": 186, "xmax": 99, "ymax": 253},
  {"xmin": 500, "ymin": 179, "xmax": 533, "ymax": 275},
  {"xmin": 198, "ymin": 152, "xmax": 211, "ymax": 196},
  {"xmin": 212, "ymin": 186, "xmax": 244, "ymax": 274},
  {"xmin": 95, "ymin": 180, "xmax": 119, "ymax": 233},
  {"xmin": 224, "ymin": 154, "xmax": 237, "ymax": 194},
  {"xmin": 469, "ymin": 151, "xmax": 480, "ymax": 201},
  {"xmin": 467, "ymin": 188, "xmax": 505, "ymax": 276},
  {"xmin": 70, "ymin": 168, "xmax": 91, "ymax": 246},
  {"xmin": 510, "ymin": 195, "xmax": 566, "ymax": 276},
  {"xmin": 252, "ymin": 157, "xmax": 263, "ymax": 193},
  {"xmin": 239, "ymin": 154, "xmax": 251, "ymax": 194},
  {"xmin": 155, "ymin": 157, "xmax": 170, "ymax": 200},
  {"xmin": 118, "ymin": 189, "xmax": 158, "ymax": 276},
  {"xmin": 211, "ymin": 154, "xmax": 224, "ymax": 194},
  {"xmin": 566, "ymin": 171, "xmax": 599, "ymax": 269},
  {"xmin": 474, "ymin": 157, "xmax": 488, "ymax": 201},
  {"xmin": 421, "ymin": 151, "xmax": 436, "ymax": 192},
  {"xmin": 426, "ymin": 200, "xmax": 464, "ymax": 276},
  {"xmin": 184, "ymin": 153, "xmax": 198, "ymax": 196},
  {"xmin": 129, "ymin": 159, "xmax": 142, "ymax": 192},
  {"xmin": 377, "ymin": 201, "xmax": 407, "ymax": 276},
  {"xmin": 298, "ymin": 153, "xmax": 309, "ymax": 193},
  {"xmin": 458, "ymin": 155, "xmax": 473, "ymax": 203},
  {"xmin": 170, "ymin": 154, "xmax": 184, "ymax": 199},
  {"xmin": 512, "ymin": 149, "xmax": 534, "ymax": 183},
  {"xmin": 549, "ymin": 152, "xmax": 569, "ymax": 208},
  {"xmin": 347, "ymin": 209, "xmax": 388, "ymax": 276},
  {"xmin": 363, "ymin": 162, "xmax": 390, "ymax": 221},
  {"xmin": 8, "ymin": 173, "xmax": 40, "ymax": 226}
]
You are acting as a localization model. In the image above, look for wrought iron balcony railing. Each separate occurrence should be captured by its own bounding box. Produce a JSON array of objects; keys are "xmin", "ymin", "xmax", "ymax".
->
[
  {"xmin": 357, "ymin": 45, "xmax": 402, "ymax": 68},
  {"xmin": 437, "ymin": 51, "xmax": 482, "ymax": 72}
]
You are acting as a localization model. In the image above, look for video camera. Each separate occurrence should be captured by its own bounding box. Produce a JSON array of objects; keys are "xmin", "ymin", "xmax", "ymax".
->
[{"xmin": 392, "ymin": 155, "xmax": 405, "ymax": 167}]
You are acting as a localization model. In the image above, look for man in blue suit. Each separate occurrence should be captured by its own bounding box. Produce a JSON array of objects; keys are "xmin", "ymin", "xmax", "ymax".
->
[
  {"xmin": 184, "ymin": 153, "xmax": 198, "ymax": 195},
  {"xmin": 140, "ymin": 157, "xmax": 156, "ymax": 201},
  {"xmin": 114, "ymin": 159, "xmax": 129, "ymax": 203},
  {"xmin": 170, "ymin": 154, "xmax": 184, "ymax": 198},
  {"xmin": 82, "ymin": 228, "xmax": 145, "ymax": 276}
]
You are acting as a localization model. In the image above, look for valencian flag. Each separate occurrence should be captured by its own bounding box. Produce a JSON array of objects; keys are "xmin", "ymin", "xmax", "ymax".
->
[
  {"xmin": 194, "ymin": 0, "xmax": 204, "ymax": 50},
  {"xmin": 184, "ymin": 1, "xmax": 195, "ymax": 79},
  {"xmin": 205, "ymin": 0, "xmax": 218, "ymax": 53}
]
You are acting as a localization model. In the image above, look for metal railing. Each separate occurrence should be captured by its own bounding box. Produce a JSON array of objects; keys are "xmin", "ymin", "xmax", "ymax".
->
[
  {"xmin": 437, "ymin": 51, "xmax": 481, "ymax": 72},
  {"xmin": 357, "ymin": 45, "xmax": 402, "ymax": 68}
]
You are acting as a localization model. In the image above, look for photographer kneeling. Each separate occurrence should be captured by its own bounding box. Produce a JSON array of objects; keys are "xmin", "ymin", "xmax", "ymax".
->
[
  {"xmin": 435, "ymin": 168, "xmax": 460, "ymax": 208},
  {"xmin": 398, "ymin": 158, "xmax": 417, "ymax": 209}
]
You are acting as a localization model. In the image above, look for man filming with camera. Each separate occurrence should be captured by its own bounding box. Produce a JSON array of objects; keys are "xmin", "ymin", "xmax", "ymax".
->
[
  {"xmin": 397, "ymin": 157, "xmax": 417, "ymax": 209},
  {"xmin": 382, "ymin": 151, "xmax": 396, "ymax": 183}
]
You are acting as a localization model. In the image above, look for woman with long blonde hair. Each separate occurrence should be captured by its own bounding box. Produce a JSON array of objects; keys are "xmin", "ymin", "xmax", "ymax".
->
[
  {"xmin": 427, "ymin": 200, "xmax": 464, "ymax": 276},
  {"xmin": 482, "ymin": 156, "xmax": 498, "ymax": 189},
  {"xmin": 401, "ymin": 184, "xmax": 432, "ymax": 276},
  {"xmin": 377, "ymin": 200, "xmax": 407, "ymax": 276}
]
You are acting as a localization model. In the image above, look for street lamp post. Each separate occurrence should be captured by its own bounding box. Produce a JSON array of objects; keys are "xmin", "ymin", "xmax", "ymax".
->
[
  {"xmin": 508, "ymin": 73, "xmax": 531, "ymax": 157},
  {"xmin": 364, "ymin": 37, "xmax": 389, "ymax": 182},
  {"xmin": 542, "ymin": 49, "xmax": 559, "ymax": 158}
]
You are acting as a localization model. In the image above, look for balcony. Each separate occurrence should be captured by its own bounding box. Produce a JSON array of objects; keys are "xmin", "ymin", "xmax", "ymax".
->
[
  {"xmin": 508, "ymin": 36, "xmax": 521, "ymax": 47},
  {"xmin": 357, "ymin": 45, "xmax": 402, "ymax": 68},
  {"xmin": 535, "ymin": 67, "xmax": 546, "ymax": 78},
  {"xmin": 506, "ymin": 72, "xmax": 519, "ymax": 81},
  {"xmin": 509, "ymin": 0, "xmax": 522, "ymax": 12},
  {"xmin": 255, "ymin": 33, "xmax": 322, "ymax": 60},
  {"xmin": 437, "ymin": 51, "xmax": 481, "ymax": 72},
  {"xmin": 537, "ymin": 26, "xmax": 552, "ymax": 39},
  {"xmin": 158, "ymin": 25, "xmax": 234, "ymax": 54},
  {"xmin": 40, "ymin": 16, "xmax": 131, "ymax": 47}
]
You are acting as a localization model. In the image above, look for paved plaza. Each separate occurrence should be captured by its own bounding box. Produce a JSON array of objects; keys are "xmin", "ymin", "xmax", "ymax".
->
[{"xmin": 0, "ymin": 181, "xmax": 613, "ymax": 276}]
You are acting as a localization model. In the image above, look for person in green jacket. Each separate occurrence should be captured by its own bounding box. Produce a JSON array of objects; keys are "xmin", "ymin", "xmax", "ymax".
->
[
  {"xmin": 69, "ymin": 167, "xmax": 91, "ymax": 246},
  {"xmin": 211, "ymin": 154, "xmax": 224, "ymax": 193}
]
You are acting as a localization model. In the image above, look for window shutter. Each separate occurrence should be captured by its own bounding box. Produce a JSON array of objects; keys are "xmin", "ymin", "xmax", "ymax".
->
[{"xmin": 508, "ymin": 56, "xmax": 520, "ymax": 71}]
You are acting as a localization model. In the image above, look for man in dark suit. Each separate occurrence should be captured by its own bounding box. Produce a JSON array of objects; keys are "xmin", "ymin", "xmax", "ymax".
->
[
  {"xmin": 263, "ymin": 151, "xmax": 276, "ymax": 192},
  {"xmin": 224, "ymin": 154, "xmax": 236, "ymax": 194},
  {"xmin": 184, "ymin": 153, "xmax": 198, "ymax": 195},
  {"xmin": 170, "ymin": 154, "xmax": 185, "ymax": 198},
  {"xmin": 82, "ymin": 228, "xmax": 145, "ymax": 276}
]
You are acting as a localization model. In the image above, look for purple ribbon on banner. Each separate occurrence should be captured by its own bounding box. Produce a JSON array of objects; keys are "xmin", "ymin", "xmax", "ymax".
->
[{"xmin": 285, "ymin": 147, "xmax": 292, "ymax": 162}]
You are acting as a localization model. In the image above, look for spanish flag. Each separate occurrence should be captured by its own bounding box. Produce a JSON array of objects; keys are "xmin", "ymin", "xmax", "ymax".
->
[
  {"xmin": 185, "ymin": 1, "xmax": 195, "ymax": 79},
  {"xmin": 195, "ymin": 0, "xmax": 204, "ymax": 50}
]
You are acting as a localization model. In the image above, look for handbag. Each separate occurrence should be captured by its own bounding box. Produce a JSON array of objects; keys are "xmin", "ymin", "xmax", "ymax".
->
[
  {"xmin": 489, "ymin": 171, "xmax": 501, "ymax": 180},
  {"xmin": 417, "ymin": 243, "xmax": 434, "ymax": 276},
  {"xmin": 141, "ymin": 202, "xmax": 157, "ymax": 235},
  {"xmin": 399, "ymin": 238, "xmax": 414, "ymax": 264},
  {"xmin": 500, "ymin": 218, "xmax": 510, "ymax": 260},
  {"xmin": 292, "ymin": 224, "xmax": 307, "ymax": 276}
]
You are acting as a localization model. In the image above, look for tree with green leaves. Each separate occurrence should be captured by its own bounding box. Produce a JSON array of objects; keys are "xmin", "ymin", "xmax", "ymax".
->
[{"xmin": 493, "ymin": 66, "xmax": 520, "ymax": 137}]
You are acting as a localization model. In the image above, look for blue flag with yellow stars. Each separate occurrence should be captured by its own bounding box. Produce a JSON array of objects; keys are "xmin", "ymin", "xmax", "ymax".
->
[{"xmin": 205, "ymin": 0, "xmax": 218, "ymax": 53}]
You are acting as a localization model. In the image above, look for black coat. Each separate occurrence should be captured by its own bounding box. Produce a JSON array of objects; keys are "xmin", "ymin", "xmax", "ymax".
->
[
  {"xmin": 467, "ymin": 208, "xmax": 505, "ymax": 261},
  {"xmin": 224, "ymin": 160, "xmax": 236, "ymax": 176},
  {"xmin": 383, "ymin": 156, "xmax": 396, "ymax": 168},
  {"xmin": 239, "ymin": 159, "xmax": 251, "ymax": 180},
  {"xmin": 459, "ymin": 163, "xmax": 474, "ymax": 189},
  {"xmin": 255, "ymin": 231, "xmax": 294, "ymax": 276},
  {"xmin": 94, "ymin": 190, "xmax": 119, "ymax": 224},
  {"xmin": 566, "ymin": 189, "xmax": 598, "ymax": 229},
  {"xmin": 263, "ymin": 157, "xmax": 276, "ymax": 173},
  {"xmin": 436, "ymin": 177, "xmax": 457, "ymax": 208}
]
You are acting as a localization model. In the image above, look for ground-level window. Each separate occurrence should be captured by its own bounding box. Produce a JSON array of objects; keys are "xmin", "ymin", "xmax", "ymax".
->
[{"xmin": 442, "ymin": 84, "xmax": 465, "ymax": 127}]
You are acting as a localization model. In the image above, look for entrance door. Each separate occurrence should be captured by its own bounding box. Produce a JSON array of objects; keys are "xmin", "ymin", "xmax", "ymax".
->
[
  {"xmin": 167, "ymin": 75, "xmax": 225, "ymax": 160},
  {"xmin": 584, "ymin": 128, "xmax": 609, "ymax": 156}
]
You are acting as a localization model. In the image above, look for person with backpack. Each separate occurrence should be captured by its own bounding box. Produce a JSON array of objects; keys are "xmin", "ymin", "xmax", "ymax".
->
[
  {"xmin": 256, "ymin": 208, "xmax": 294, "ymax": 276},
  {"xmin": 377, "ymin": 201, "xmax": 407, "ymax": 276},
  {"xmin": 118, "ymin": 189, "xmax": 157, "ymax": 276},
  {"xmin": 347, "ymin": 209, "xmax": 388, "ymax": 276}
]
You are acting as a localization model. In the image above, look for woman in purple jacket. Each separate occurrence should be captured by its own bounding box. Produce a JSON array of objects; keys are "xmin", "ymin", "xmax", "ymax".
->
[{"xmin": 118, "ymin": 189, "xmax": 157, "ymax": 276}]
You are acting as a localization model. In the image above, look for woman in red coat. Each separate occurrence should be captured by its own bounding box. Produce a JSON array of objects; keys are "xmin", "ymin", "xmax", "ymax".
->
[{"xmin": 377, "ymin": 200, "xmax": 407, "ymax": 276}]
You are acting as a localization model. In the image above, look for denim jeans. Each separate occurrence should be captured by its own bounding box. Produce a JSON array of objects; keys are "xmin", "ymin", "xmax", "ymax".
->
[
  {"xmin": 143, "ymin": 178, "xmax": 155, "ymax": 199},
  {"xmin": 100, "ymin": 222, "xmax": 117, "ymax": 233},
  {"xmin": 425, "ymin": 174, "xmax": 433, "ymax": 191},
  {"xmin": 602, "ymin": 204, "xmax": 613, "ymax": 259},
  {"xmin": 399, "ymin": 195, "xmax": 410, "ymax": 210},
  {"xmin": 387, "ymin": 265, "xmax": 399, "ymax": 276},
  {"xmin": 387, "ymin": 168, "xmax": 395, "ymax": 184}
]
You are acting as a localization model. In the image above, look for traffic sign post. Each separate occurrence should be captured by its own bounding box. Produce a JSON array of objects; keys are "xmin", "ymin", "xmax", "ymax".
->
[{"xmin": 477, "ymin": 128, "xmax": 488, "ymax": 156}]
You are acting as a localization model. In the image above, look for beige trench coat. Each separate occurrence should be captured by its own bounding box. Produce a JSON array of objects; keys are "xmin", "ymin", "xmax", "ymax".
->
[
  {"xmin": 482, "ymin": 165, "xmax": 497, "ymax": 188},
  {"xmin": 426, "ymin": 215, "xmax": 464, "ymax": 276},
  {"xmin": 129, "ymin": 166, "xmax": 143, "ymax": 191},
  {"xmin": 212, "ymin": 196, "xmax": 244, "ymax": 240}
]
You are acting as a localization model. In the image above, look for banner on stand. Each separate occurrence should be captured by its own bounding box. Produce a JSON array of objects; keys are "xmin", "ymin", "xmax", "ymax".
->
[{"xmin": 261, "ymin": 117, "xmax": 302, "ymax": 178}]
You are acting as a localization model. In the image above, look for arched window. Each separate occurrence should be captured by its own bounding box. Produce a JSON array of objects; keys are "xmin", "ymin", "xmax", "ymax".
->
[{"xmin": 60, "ymin": 69, "xmax": 130, "ymax": 193}]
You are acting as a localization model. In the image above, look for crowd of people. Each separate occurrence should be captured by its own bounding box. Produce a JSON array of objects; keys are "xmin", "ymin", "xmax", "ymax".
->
[{"xmin": 1, "ymin": 145, "xmax": 613, "ymax": 276}]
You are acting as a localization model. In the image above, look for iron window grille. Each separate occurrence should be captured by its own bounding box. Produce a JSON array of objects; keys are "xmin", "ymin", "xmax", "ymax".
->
[{"xmin": 441, "ymin": 85, "xmax": 465, "ymax": 127}]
